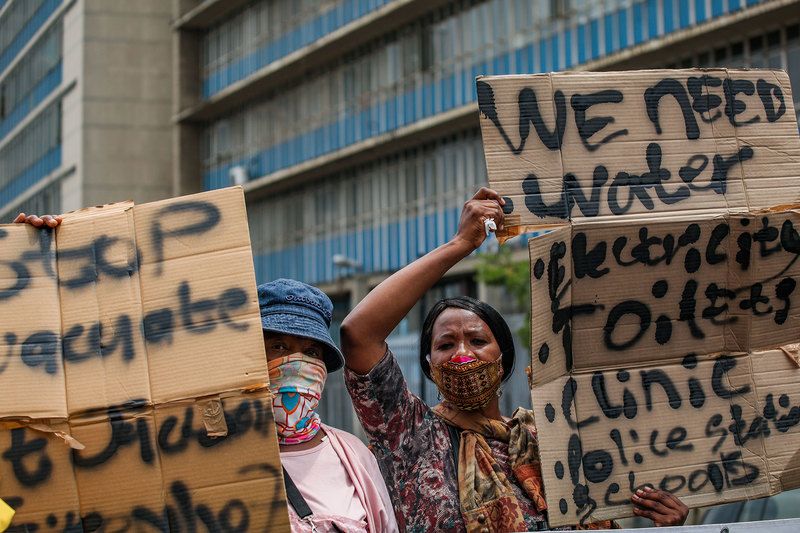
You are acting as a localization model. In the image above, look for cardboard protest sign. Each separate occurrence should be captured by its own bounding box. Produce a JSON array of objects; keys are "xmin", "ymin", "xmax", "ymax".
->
[
  {"xmin": 477, "ymin": 69, "xmax": 800, "ymax": 233},
  {"xmin": 0, "ymin": 187, "xmax": 290, "ymax": 532},
  {"xmin": 477, "ymin": 69, "xmax": 800, "ymax": 527}
]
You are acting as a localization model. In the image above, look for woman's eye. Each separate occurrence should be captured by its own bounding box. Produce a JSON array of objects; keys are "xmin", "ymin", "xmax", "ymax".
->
[
  {"xmin": 305, "ymin": 349, "xmax": 321, "ymax": 357},
  {"xmin": 436, "ymin": 343, "xmax": 453, "ymax": 351}
]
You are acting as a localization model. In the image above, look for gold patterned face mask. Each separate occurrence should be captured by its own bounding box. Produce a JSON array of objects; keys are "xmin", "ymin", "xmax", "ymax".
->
[{"xmin": 428, "ymin": 355, "xmax": 504, "ymax": 410}]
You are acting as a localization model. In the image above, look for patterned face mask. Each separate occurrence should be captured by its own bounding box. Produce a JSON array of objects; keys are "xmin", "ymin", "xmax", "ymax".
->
[
  {"xmin": 268, "ymin": 353, "xmax": 327, "ymax": 445},
  {"xmin": 428, "ymin": 354, "xmax": 503, "ymax": 411}
]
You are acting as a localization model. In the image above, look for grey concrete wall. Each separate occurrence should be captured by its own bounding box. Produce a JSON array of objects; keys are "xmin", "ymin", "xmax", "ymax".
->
[{"xmin": 80, "ymin": 0, "xmax": 173, "ymax": 207}]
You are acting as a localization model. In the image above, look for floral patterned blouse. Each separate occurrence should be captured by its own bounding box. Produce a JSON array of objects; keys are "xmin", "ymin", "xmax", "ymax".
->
[{"xmin": 344, "ymin": 348, "xmax": 554, "ymax": 533}]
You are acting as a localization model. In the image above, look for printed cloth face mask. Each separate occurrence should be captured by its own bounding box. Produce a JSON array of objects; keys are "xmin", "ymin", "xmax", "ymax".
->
[
  {"xmin": 268, "ymin": 353, "xmax": 327, "ymax": 445},
  {"xmin": 428, "ymin": 354, "xmax": 503, "ymax": 411}
]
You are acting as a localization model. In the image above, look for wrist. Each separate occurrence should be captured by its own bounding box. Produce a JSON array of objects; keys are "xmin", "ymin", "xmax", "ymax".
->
[{"xmin": 445, "ymin": 235, "xmax": 479, "ymax": 258}]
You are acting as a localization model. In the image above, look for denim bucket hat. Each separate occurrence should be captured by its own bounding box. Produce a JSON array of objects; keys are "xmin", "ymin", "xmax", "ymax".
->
[{"xmin": 258, "ymin": 279, "xmax": 344, "ymax": 372}]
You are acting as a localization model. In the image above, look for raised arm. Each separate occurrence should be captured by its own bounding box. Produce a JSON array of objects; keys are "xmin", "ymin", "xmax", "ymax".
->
[{"xmin": 339, "ymin": 187, "xmax": 506, "ymax": 374}]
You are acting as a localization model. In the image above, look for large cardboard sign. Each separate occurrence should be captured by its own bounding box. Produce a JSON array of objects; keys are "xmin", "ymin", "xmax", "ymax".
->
[
  {"xmin": 478, "ymin": 69, "xmax": 800, "ymax": 231},
  {"xmin": 0, "ymin": 187, "xmax": 290, "ymax": 532},
  {"xmin": 477, "ymin": 69, "xmax": 800, "ymax": 527}
]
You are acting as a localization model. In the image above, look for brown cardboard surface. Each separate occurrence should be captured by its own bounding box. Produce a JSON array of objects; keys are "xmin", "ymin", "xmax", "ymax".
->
[
  {"xmin": 0, "ymin": 226, "xmax": 64, "ymax": 419},
  {"xmin": 528, "ymin": 209, "xmax": 800, "ymax": 526},
  {"xmin": 480, "ymin": 69, "xmax": 800, "ymax": 526},
  {"xmin": 0, "ymin": 423, "xmax": 81, "ymax": 533},
  {"xmin": 477, "ymin": 69, "xmax": 800, "ymax": 229},
  {"xmin": 57, "ymin": 202, "xmax": 150, "ymax": 415},
  {"xmin": 0, "ymin": 187, "xmax": 289, "ymax": 532}
]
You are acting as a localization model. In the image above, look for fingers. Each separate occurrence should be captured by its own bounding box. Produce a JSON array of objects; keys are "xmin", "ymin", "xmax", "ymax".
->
[
  {"xmin": 41, "ymin": 215, "xmax": 62, "ymax": 227},
  {"xmin": 631, "ymin": 488, "xmax": 688, "ymax": 527},
  {"xmin": 12, "ymin": 213, "xmax": 62, "ymax": 227},
  {"xmin": 472, "ymin": 187, "xmax": 506, "ymax": 206}
]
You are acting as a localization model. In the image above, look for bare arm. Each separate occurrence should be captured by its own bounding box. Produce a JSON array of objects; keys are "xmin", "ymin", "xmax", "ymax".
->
[{"xmin": 339, "ymin": 187, "xmax": 506, "ymax": 375}]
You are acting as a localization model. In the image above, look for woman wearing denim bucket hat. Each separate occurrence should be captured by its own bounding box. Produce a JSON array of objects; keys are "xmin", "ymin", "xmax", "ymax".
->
[
  {"xmin": 339, "ymin": 188, "xmax": 688, "ymax": 532},
  {"xmin": 258, "ymin": 279, "xmax": 398, "ymax": 533}
]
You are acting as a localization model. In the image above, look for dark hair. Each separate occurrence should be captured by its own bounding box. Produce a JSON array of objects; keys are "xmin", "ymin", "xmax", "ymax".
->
[{"xmin": 419, "ymin": 296, "xmax": 515, "ymax": 383}]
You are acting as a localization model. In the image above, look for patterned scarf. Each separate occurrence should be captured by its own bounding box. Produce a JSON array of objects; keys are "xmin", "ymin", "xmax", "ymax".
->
[
  {"xmin": 268, "ymin": 354, "xmax": 327, "ymax": 445},
  {"xmin": 432, "ymin": 402, "xmax": 617, "ymax": 532}
]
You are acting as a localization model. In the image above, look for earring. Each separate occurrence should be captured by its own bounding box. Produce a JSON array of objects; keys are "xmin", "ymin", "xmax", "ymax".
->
[
  {"xmin": 437, "ymin": 390, "xmax": 443, "ymax": 401},
  {"xmin": 496, "ymin": 388, "xmax": 503, "ymax": 398}
]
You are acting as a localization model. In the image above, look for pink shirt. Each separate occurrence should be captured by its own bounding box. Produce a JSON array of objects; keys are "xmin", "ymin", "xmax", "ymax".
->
[{"xmin": 280, "ymin": 425, "xmax": 399, "ymax": 533}]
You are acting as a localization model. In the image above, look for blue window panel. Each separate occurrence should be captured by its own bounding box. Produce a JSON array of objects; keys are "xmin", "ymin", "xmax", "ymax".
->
[
  {"xmin": 280, "ymin": 141, "xmax": 290, "ymax": 170},
  {"xmin": 663, "ymin": 0, "xmax": 674, "ymax": 33},
  {"xmin": 325, "ymin": 8, "xmax": 339, "ymax": 32},
  {"xmin": 344, "ymin": 115, "xmax": 353, "ymax": 145},
  {"xmin": 526, "ymin": 44, "xmax": 536, "ymax": 73},
  {"xmin": 618, "ymin": 9, "xmax": 628, "ymax": 49},
  {"xmin": 471, "ymin": 64, "xmax": 482, "ymax": 84},
  {"xmin": 425, "ymin": 213, "xmax": 436, "ymax": 252},
  {"xmin": 0, "ymin": 0, "xmax": 63, "ymax": 76},
  {"xmin": 493, "ymin": 53, "xmax": 510, "ymax": 75},
  {"xmin": 368, "ymin": 107, "xmax": 376, "ymax": 137},
  {"xmin": 404, "ymin": 91, "xmax": 414, "ymax": 125},
  {"xmin": 444, "ymin": 74, "xmax": 455, "ymax": 110},
  {"xmin": 539, "ymin": 38, "xmax": 548, "ymax": 73},
  {"xmin": 313, "ymin": 15, "xmax": 323, "ymax": 39},
  {"xmin": 515, "ymin": 48, "xmax": 524, "ymax": 74},
  {"xmin": 648, "ymin": 0, "xmax": 659, "ymax": 39},
  {"xmin": 423, "ymin": 84, "xmax": 433, "ymax": 118},
  {"xmin": 677, "ymin": 0, "xmax": 689, "ymax": 28},
  {"xmin": 632, "ymin": 3, "xmax": 644, "ymax": 44},
  {"xmin": 551, "ymin": 34, "xmax": 559, "ymax": 72},
  {"xmin": 746, "ymin": 0, "xmax": 759, "ymax": 5},
  {"xmin": 462, "ymin": 70, "xmax": 472, "ymax": 104},
  {"xmin": 382, "ymin": 99, "xmax": 390, "ymax": 133},
  {"xmin": 590, "ymin": 19, "xmax": 600, "ymax": 60},
  {"xmin": 564, "ymin": 29, "xmax": 573, "ymax": 68},
  {"xmin": 712, "ymin": 0, "xmax": 724, "ymax": 16},
  {"xmin": 577, "ymin": 24, "xmax": 587, "ymax": 64},
  {"xmin": 344, "ymin": 0, "xmax": 354, "ymax": 23},
  {"xmin": 388, "ymin": 223, "xmax": 398, "ymax": 269},
  {"xmin": 292, "ymin": 137, "xmax": 301, "ymax": 167},
  {"xmin": 0, "ymin": 64, "xmax": 62, "ymax": 143},
  {"xmin": 292, "ymin": 28, "xmax": 301, "ymax": 51},
  {"xmin": 315, "ymin": 129, "xmax": 323, "ymax": 158},
  {"xmin": 696, "ymin": 0, "xmax": 707, "ymax": 22},
  {"xmin": 728, "ymin": 0, "xmax": 741, "ymax": 10},
  {"xmin": 0, "ymin": 145, "xmax": 61, "ymax": 208},
  {"xmin": 605, "ymin": 13, "xmax": 615, "ymax": 54},
  {"xmin": 267, "ymin": 146, "xmax": 275, "ymax": 174}
]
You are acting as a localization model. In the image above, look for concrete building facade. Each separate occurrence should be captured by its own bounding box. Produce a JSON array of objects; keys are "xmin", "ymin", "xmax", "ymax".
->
[
  {"xmin": 172, "ymin": 0, "xmax": 800, "ymax": 430},
  {"xmin": 0, "ymin": 0, "xmax": 174, "ymax": 221},
  {"xmin": 171, "ymin": 0, "xmax": 800, "ymax": 429}
]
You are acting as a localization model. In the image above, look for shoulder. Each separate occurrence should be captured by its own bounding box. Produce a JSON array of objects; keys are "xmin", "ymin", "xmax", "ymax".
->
[{"xmin": 322, "ymin": 425, "xmax": 371, "ymax": 452}]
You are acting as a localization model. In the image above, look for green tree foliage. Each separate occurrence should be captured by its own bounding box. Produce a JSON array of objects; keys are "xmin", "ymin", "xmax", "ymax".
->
[{"xmin": 475, "ymin": 246, "xmax": 531, "ymax": 348}]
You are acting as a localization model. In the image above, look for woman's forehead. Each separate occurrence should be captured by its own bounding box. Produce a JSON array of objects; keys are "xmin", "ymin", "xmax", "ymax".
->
[{"xmin": 432, "ymin": 307, "xmax": 490, "ymax": 331}]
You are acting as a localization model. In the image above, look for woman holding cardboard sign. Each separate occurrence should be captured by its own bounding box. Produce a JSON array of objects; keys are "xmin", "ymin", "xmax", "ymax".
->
[
  {"xmin": 13, "ymin": 213, "xmax": 399, "ymax": 533},
  {"xmin": 339, "ymin": 188, "xmax": 688, "ymax": 532}
]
